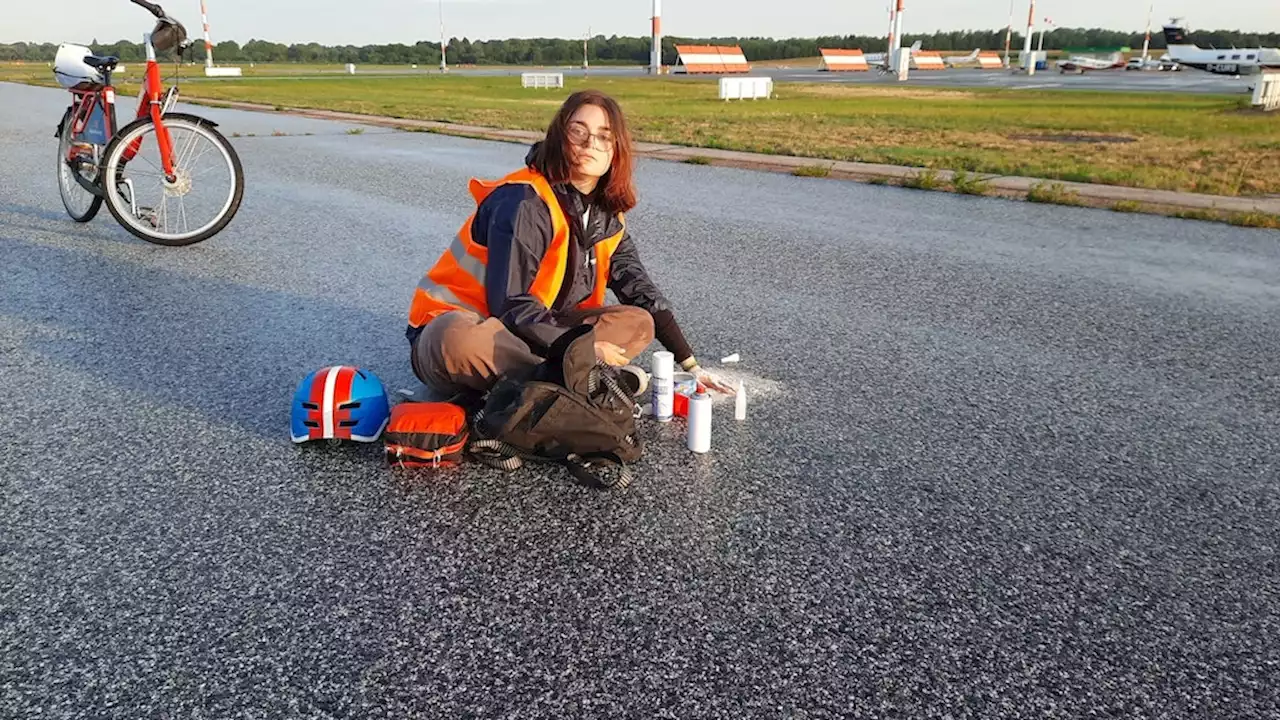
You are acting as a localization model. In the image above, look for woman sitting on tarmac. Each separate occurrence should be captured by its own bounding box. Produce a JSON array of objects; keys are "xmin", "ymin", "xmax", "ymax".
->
[{"xmin": 405, "ymin": 89, "xmax": 733, "ymax": 400}]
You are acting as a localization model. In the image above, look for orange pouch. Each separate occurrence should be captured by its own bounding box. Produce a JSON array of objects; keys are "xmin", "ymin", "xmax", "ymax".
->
[{"xmin": 384, "ymin": 402, "xmax": 469, "ymax": 468}]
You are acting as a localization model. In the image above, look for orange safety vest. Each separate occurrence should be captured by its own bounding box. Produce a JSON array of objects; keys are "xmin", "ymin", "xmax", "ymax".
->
[{"xmin": 408, "ymin": 167, "xmax": 627, "ymax": 330}]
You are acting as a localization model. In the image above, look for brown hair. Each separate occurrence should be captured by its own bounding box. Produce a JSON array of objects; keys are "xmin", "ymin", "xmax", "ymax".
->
[{"xmin": 528, "ymin": 90, "xmax": 637, "ymax": 215}]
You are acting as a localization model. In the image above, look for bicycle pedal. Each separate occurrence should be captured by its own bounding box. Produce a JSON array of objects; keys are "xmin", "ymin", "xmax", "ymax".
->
[{"xmin": 136, "ymin": 207, "xmax": 159, "ymax": 228}]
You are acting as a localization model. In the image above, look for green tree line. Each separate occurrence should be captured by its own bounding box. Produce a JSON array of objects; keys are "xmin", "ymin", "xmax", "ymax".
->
[{"xmin": 4, "ymin": 28, "xmax": 1279, "ymax": 65}]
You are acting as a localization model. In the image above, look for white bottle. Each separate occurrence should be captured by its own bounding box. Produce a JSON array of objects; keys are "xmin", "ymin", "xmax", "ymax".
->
[
  {"xmin": 687, "ymin": 390, "xmax": 712, "ymax": 453},
  {"xmin": 651, "ymin": 351, "xmax": 674, "ymax": 422},
  {"xmin": 735, "ymin": 380, "xmax": 747, "ymax": 421}
]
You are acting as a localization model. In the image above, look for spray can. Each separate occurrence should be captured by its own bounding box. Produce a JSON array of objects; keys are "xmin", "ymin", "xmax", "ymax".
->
[
  {"xmin": 687, "ymin": 390, "xmax": 712, "ymax": 453},
  {"xmin": 651, "ymin": 351, "xmax": 674, "ymax": 422}
]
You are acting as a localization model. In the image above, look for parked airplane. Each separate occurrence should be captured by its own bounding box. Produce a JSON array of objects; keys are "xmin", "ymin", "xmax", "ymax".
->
[
  {"xmin": 1056, "ymin": 51, "xmax": 1125, "ymax": 73},
  {"xmin": 867, "ymin": 40, "xmax": 922, "ymax": 69},
  {"xmin": 943, "ymin": 48, "xmax": 982, "ymax": 67},
  {"xmin": 1162, "ymin": 20, "xmax": 1280, "ymax": 75}
]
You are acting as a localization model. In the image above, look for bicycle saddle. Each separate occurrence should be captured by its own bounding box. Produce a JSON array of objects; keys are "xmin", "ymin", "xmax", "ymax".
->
[{"xmin": 82, "ymin": 55, "xmax": 120, "ymax": 70}]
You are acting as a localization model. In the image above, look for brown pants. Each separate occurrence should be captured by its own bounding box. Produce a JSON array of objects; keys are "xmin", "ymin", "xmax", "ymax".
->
[{"xmin": 411, "ymin": 305, "xmax": 656, "ymax": 396}]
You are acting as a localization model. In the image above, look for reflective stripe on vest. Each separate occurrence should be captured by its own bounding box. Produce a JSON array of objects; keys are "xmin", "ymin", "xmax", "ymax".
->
[
  {"xmin": 582, "ymin": 225, "xmax": 627, "ymax": 309},
  {"xmin": 410, "ymin": 235, "xmax": 490, "ymax": 320},
  {"xmin": 408, "ymin": 167, "xmax": 626, "ymax": 328}
]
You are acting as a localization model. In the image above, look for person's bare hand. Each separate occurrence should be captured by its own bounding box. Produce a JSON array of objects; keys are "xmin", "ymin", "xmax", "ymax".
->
[
  {"xmin": 691, "ymin": 366, "xmax": 735, "ymax": 395},
  {"xmin": 594, "ymin": 341, "xmax": 629, "ymax": 367}
]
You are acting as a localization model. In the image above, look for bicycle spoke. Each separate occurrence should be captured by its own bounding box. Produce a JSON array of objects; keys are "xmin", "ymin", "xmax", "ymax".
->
[
  {"xmin": 190, "ymin": 164, "xmax": 229, "ymax": 180},
  {"xmin": 171, "ymin": 128, "xmax": 192, "ymax": 167},
  {"xmin": 138, "ymin": 151, "xmax": 165, "ymax": 177},
  {"xmin": 57, "ymin": 125, "xmax": 101, "ymax": 220},
  {"xmin": 185, "ymin": 132, "xmax": 211, "ymax": 170},
  {"xmin": 179, "ymin": 196, "xmax": 189, "ymax": 233},
  {"xmin": 154, "ymin": 180, "xmax": 165, "ymax": 222},
  {"xmin": 184, "ymin": 140, "xmax": 217, "ymax": 173},
  {"xmin": 176, "ymin": 128, "xmax": 201, "ymax": 169}
]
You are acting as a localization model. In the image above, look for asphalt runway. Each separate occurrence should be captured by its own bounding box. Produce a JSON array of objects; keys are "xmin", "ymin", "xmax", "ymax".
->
[
  {"xmin": 194, "ymin": 63, "xmax": 1256, "ymax": 94},
  {"xmin": 3, "ymin": 81, "xmax": 1279, "ymax": 718}
]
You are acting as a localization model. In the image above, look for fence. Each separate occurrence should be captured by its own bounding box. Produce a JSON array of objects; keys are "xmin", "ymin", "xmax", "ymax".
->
[
  {"xmin": 719, "ymin": 76, "xmax": 773, "ymax": 100},
  {"xmin": 521, "ymin": 72, "xmax": 564, "ymax": 89},
  {"xmin": 1253, "ymin": 70, "xmax": 1280, "ymax": 111}
]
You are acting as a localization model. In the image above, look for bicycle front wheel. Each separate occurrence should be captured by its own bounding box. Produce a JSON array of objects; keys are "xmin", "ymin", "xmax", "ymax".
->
[
  {"xmin": 56, "ymin": 106, "xmax": 104, "ymax": 223},
  {"xmin": 102, "ymin": 114, "xmax": 245, "ymax": 246}
]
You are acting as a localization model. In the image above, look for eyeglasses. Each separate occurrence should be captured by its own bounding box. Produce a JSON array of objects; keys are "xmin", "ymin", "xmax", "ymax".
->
[{"xmin": 567, "ymin": 122, "xmax": 615, "ymax": 152}]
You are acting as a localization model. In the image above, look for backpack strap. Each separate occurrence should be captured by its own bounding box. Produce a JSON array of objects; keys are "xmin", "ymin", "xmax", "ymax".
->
[
  {"xmin": 563, "ymin": 452, "xmax": 633, "ymax": 491},
  {"xmin": 589, "ymin": 360, "xmax": 642, "ymax": 416},
  {"xmin": 466, "ymin": 437, "xmax": 631, "ymax": 491},
  {"xmin": 467, "ymin": 437, "xmax": 528, "ymax": 472}
]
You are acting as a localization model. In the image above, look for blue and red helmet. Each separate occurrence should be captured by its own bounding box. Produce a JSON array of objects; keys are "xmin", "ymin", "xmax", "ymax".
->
[{"xmin": 290, "ymin": 366, "xmax": 391, "ymax": 444}]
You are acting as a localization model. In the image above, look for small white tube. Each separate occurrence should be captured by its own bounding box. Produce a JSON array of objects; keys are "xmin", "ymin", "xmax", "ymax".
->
[
  {"xmin": 687, "ymin": 391, "xmax": 712, "ymax": 453},
  {"xmin": 720, "ymin": 353, "xmax": 741, "ymax": 364},
  {"xmin": 735, "ymin": 380, "xmax": 746, "ymax": 421},
  {"xmin": 651, "ymin": 351, "xmax": 674, "ymax": 422}
]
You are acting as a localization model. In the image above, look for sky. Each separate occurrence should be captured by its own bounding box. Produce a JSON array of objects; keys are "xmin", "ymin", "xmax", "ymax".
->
[{"xmin": 6, "ymin": 0, "xmax": 1279, "ymax": 46}]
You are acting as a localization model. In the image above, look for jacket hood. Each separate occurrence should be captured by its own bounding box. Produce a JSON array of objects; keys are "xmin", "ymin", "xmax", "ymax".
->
[{"xmin": 525, "ymin": 142, "xmax": 542, "ymax": 167}]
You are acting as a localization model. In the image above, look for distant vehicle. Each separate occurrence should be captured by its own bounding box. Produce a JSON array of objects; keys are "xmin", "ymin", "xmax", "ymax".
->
[
  {"xmin": 1162, "ymin": 19, "xmax": 1280, "ymax": 75},
  {"xmin": 1056, "ymin": 52, "xmax": 1126, "ymax": 73},
  {"xmin": 1126, "ymin": 56, "xmax": 1181, "ymax": 71},
  {"xmin": 943, "ymin": 48, "xmax": 982, "ymax": 68}
]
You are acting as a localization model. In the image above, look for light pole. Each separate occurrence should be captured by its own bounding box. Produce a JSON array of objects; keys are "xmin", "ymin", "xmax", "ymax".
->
[
  {"xmin": 1038, "ymin": 17, "xmax": 1052, "ymax": 53},
  {"xmin": 439, "ymin": 0, "xmax": 447, "ymax": 73},
  {"xmin": 650, "ymin": 0, "xmax": 662, "ymax": 75},
  {"xmin": 890, "ymin": 0, "xmax": 904, "ymax": 72},
  {"xmin": 1003, "ymin": 0, "xmax": 1014, "ymax": 68},
  {"xmin": 1022, "ymin": 0, "xmax": 1036, "ymax": 75},
  {"xmin": 1141, "ymin": 0, "xmax": 1154, "ymax": 62}
]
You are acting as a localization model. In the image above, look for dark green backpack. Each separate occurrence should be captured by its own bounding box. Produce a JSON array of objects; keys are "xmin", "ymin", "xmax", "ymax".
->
[{"xmin": 468, "ymin": 325, "xmax": 643, "ymax": 490}]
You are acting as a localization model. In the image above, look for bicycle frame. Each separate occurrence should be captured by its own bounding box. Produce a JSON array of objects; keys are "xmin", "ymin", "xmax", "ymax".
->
[
  {"xmin": 125, "ymin": 33, "xmax": 179, "ymax": 178},
  {"xmin": 66, "ymin": 86, "xmax": 114, "ymax": 144},
  {"xmin": 67, "ymin": 31, "xmax": 180, "ymax": 180}
]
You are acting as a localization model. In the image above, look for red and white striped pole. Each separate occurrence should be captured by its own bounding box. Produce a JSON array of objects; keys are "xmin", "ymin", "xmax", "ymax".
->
[
  {"xmin": 1022, "ymin": 0, "xmax": 1036, "ymax": 75},
  {"xmin": 199, "ymin": 0, "xmax": 214, "ymax": 69},
  {"xmin": 1003, "ymin": 0, "xmax": 1013, "ymax": 68},
  {"xmin": 886, "ymin": 3, "xmax": 895, "ymax": 67},
  {"xmin": 650, "ymin": 0, "xmax": 662, "ymax": 75},
  {"xmin": 889, "ymin": 0, "xmax": 905, "ymax": 71}
]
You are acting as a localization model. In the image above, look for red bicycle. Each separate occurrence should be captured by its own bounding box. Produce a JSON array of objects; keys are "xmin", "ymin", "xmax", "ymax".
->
[{"xmin": 54, "ymin": 0, "xmax": 244, "ymax": 246}]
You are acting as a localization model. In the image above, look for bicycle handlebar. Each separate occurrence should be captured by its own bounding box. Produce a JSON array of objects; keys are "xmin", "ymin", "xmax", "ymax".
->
[{"xmin": 130, "ymin": 0, "xmax": 166, "ymax": 20}]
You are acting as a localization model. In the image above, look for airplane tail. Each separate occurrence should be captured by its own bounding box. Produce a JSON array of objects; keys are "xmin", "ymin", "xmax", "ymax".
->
[
  {"xmin": 910, "ymin": 40, "xmax": 922, "ymax": 53},
  {"xmin": 1162, "ymin": 22, "xmax": 1190, "ymax": 47}
]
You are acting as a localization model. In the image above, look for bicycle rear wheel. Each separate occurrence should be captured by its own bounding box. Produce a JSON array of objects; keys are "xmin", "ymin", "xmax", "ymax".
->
[
  {"xmin": 101, "ymin": 113, "xmax": 245, "ymax": 246},
  {"xmin": 56, "ymin": 106, "xmax": 104, "ymax": 223}
]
